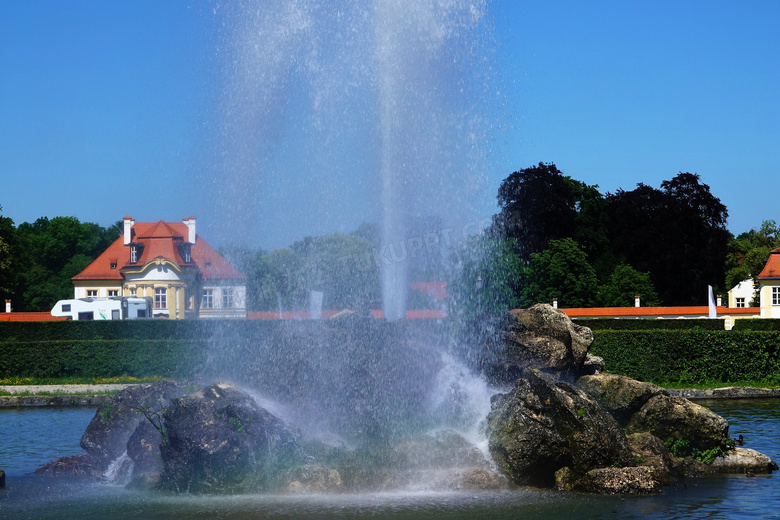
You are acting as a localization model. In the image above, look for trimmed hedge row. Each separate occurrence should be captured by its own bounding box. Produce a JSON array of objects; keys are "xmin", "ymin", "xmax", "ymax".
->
[
  {"xmin": 732, "ymin": 319, "xmax": 780, "ymax": 331},
  {"xmin": 0, "ymin": 339, "xmax": 208, "ymax": 379},
  {"xmin": 0, "ymin": 320, "xmax": 279, "ymax": 342},
  {"xmin": 573, "ymin": 318, "xmax": 725, "ymax": 331},
  {"xmin": 590, "ymin": 330, "xmax": 780, "ymax": 385}
]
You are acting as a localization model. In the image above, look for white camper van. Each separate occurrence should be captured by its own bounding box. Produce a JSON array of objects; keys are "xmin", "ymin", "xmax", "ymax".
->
[{"xmin": 51, "ymin": 297, "xmax": 153, "ymax": 320}]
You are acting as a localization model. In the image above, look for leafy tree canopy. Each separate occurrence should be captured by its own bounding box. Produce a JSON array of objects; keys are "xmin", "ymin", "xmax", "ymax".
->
[
  {"xmin": 520, "ymin": 237, "xmax": 599, "ymax": 308},
  {"xmin": 495, "ymin": 162, "xmax": 578, "ymax": 260},
  {"xmin": 446, "ymin": 234, "xmax": 524, "ymax": 320},
  {"xmin": 725, "ymin": 220, "xmax": 780, "ymax": 305},
  {"xmin": 606, "ymin": 173, "xmax": 729, "ymax": 305},
  {"xmin": 598, "ymin": 264, "xmax": 659, "ymax": 307}
]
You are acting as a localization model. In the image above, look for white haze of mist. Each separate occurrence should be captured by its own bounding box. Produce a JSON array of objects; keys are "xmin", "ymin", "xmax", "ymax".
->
[{"xmin": 193, "ymin": 0, "xmax": 502, "ymax": 251}]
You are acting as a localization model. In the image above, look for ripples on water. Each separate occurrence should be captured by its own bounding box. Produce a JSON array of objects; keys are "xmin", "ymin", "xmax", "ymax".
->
[{"xmin": 0, "ymin": 400, "xmax": 778, "ymax": 520}]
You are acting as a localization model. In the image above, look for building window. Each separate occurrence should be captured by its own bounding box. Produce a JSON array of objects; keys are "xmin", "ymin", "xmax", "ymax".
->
[
  {"xmin": 205, "ymin": 262, "xmax": 212, "ymax": 270},
  {"xmin": 179, "ymin": 243, "xmax": 192, "ymax": 264},
  {"xmin": 110, "ymin": 260, "xmax": 117, "ymax": 269},
  {"xmin": 202, "ymin": 289, "xmax": 214, "ymax": 309},
  {"xmin": 129, "ymin": 288, "xmax": 137, "ymax": 296},
  {"xmin": 222, "ymin": 288, "xmax": 233, "ymax": 309},
  {"xmin": 87, "ymin": 290, "xmax": 98, "ymax": 298},
  {"xmin": 736, "ymin": 297, "xmax": 745, "ymax": 308},
  {"xmin": 155, "ymin": 287, "xmax": 167, "ymax": 309},
  {"xmin": 773, "ymin": 287, "xmax": 780, "ymax": 306},
  {"xmin": 108, "ymin": 290, "xmax": 119, "ymax": 297},
  {"xmin": 130, "ymin": 246, "xmax": 138, "ymax": 264}
]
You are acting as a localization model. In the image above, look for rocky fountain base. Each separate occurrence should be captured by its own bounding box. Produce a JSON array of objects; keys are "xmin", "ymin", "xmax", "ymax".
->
[{"xmin": 36, "ymin": 305, "xmax": 777, "ymax": 495}]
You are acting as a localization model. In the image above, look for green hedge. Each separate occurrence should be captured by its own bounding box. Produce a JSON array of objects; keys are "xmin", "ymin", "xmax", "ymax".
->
[
  {"xmin": 0, "ymin": 339, "xmax": 208, "ymax": 379},
  {"xmin": 590, "ymin": 330, "xmax": 780, "ymax": 385},
  {"xmin": 732, "ymin": 319, "xmax": 780, "ymax": 331},
  {"xmin": 0, "ymin": 319, "xmax": 279, "ymax": 342},
  {"xmin": 573, "ymin": 318, "xmax": 725, "ymax": 330}
]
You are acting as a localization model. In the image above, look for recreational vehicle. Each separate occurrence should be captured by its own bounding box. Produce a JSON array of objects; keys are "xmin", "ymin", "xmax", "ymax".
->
[{"xmin": 51, "ymin": 297, "xmax": 153, "ymax": 320}]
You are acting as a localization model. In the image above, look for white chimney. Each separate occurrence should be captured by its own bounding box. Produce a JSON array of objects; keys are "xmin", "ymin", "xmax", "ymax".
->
[
  {"xmin": 183, "ymin": 216, "xmax": 196, "ymax": 244},
  {"xmin": 123, "ymin": 216, "xmax": 135, "ymax": 245},
  {"xmin": 635, "ymin": 295, "xmax": 641, "ymax": 307},
  {"xmin": 5, "ymin": 299, "xmax": 10, "ymax": 313},
  {"xmin": 552, "ymin": 298, "xmax": 558, "ymax": 309}
]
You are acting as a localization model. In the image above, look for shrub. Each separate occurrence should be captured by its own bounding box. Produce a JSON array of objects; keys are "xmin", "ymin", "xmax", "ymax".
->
[
  {"xmin": 573, "ymin": 318, "xmax": 725, "ymax": 331},
  {"xmin": 590, "ymin": 330, "xmax": 780, "ymax": 386}
]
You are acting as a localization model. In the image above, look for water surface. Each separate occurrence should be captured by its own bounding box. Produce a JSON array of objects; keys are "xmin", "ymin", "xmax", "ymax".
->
[{"xmin": 0, "ymin": 400, "xmax": 777, "ymax": 520}]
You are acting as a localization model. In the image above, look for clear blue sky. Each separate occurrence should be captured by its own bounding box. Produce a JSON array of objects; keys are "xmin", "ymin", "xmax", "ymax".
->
[{"xmin": 1, "ymin": 1, "xmax": 778, "ymax": 249}]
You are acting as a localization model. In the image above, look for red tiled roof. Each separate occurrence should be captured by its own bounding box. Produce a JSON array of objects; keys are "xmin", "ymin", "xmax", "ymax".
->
[
  {"xmin": 0, "ymin": 312, "xmax": 68, "ymax": 322},
  {"xmin": 73, "ymin": 220, "xmax": 245, "ymax": 281},
  {"xmin": 409, "ymin": 282, "xmax": 449, "ymax": 300},
  {"xmin": 248, "ymin": 309, "xmax": 448, "ymax": 320},
  {"xmin": 757, "ymin": 247, "xmax": 780, "ymax": 280},
  {"xmin": 557, "ymin": 306, "xmax": 760, "ymax": 318}
]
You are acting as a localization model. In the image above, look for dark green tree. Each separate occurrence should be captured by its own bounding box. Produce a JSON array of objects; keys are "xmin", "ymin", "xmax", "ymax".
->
[
  {"xmin": 725, "ymin": 220, "xmax": 780, "ymax": 305},
  {"xmin": 495, "ymin": 162, "xmax": 577, "ymax": 260},
  {"xmin": 250, "ymin": 229, "xmax": 379, "ymax": 312},
  {"xmin": 446, "ymin": 234, "xmax": 524, "ymax": 320},
  {"xmin": 13, "ymin": 216, "xmax": 118, "ymax": 311},
  {"xmin": 606, "ymin": 173, "xmax": 729, "ymax": 305},
  {"xmin": 598, "ymin": 264, "xmax": 659, "ymax": 307},
  {"xmin": 0, "ymin": 206, "xmax": 14, "ymax": 299},
  {"xmin": 520, "ymin": 238, "xmax": 599, "ymax": 308}
]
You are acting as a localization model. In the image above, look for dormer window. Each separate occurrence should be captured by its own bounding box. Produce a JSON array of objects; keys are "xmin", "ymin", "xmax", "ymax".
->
[
  {"xmin": 129, "ymin": 244, "xmax": 144, "ymax": 264},
  {"xmin": 205, "ymin": 261, "xmax": 212, "ymax": 270},
  {"xmin": 110, "ymin": 259, "xmax": 117, "ymax": 270},
  {"xmin": 178, "ymin": 243, "xmax": 192, "ymax": 264}
]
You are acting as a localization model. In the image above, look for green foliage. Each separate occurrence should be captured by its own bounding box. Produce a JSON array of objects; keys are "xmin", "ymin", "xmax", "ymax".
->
[
  {"xmin": 664, "ymin": 437, "xmax": 691, "ymax": 458},
  {"xmin": 99, "ymin": 403, "xmax": 116, "ymax": 423},
  {"xmin": 0, "ymin": 338, "xmax": 206, "ymax": 379},
  {"xmin": 725, "ymin": 220, "xmax": 780, "ymax": 305},
  {"xmin": 446, "ymin": 235, "xmax": 523, "ymax": 320},
  {"xmin": 692, "ymin": 446, "xmax": 726, "ymax": 464},
  {"xmin": 597, "ymin": 264, "xmax": 659, "ymax": 307},
  {"xmin": 574, "ymin": 319, "xmax": 725, "ymax": 331},
  {"xmin": 664, "ymin": 437, "xmax": 726, "ymax": 464},
  {"xmin": 520, "ymin": 238, "xmax": 598, "ymax": 308},
  {"xmin": 590, "ymin": 330, "xmax": 780, "ymax": 385},
  {"xmin": 5, "ymin": 215, "xmax": 119, "ymax": 311},
  {"xmin": 243, "ymin": 230, "xmax": 380, "ymax": 312},
  {"xmin": 495, "ymin": 162, "xmax": 578, "ymax": 261},
  {"xmin": 605, "ymin": 173, "xmax": 729, "ymax": 305},
  {"xmin": 0, "ymin": 206, "xmax": 14, "ymax": 296},
  {"xmin": 732, "ymin": 319, "xmax": 780, "ymax": 331}
]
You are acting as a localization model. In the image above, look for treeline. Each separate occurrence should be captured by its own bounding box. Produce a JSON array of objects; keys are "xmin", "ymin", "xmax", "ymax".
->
[
  {"xmin": 448, "ymin": 163, "xmax": 779, "ymax": 315},
  {"xmin": 1, "ymin": 164, "xmax": 776, "ymax": 313},
  {"xmin": 0, "ymin": 212, "xmax": 119, "ymax": 312}
]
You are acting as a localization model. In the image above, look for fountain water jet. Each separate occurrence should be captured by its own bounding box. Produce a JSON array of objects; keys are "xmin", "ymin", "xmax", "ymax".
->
[
  {"xmin": 207, "ymin": 0, "xmax": 493, "ymax": 320},
  {"xmin": 193, "ymin": 0, "xmax": 500, "ymax": 490}
]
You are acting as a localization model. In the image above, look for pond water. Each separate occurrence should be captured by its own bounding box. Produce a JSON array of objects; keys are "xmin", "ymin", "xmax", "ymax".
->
[{"xmin": 0, "ymin": 400, "xmax": 777, "ymax": 520}]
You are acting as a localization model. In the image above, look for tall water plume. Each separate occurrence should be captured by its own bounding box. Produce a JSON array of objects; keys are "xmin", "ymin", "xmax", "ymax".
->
[{"xmin": 206, "ymin": 0, "xmax": 493, "ymax": 319}]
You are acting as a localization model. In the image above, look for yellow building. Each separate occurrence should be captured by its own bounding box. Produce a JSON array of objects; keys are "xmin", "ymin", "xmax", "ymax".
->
[
  {"xmin": 72, "ymin": 217, "xmax": 247, "ymax": 319},
  {"xmin": 757, "ymin": 247, "xmax": 780, "ymax": 319}
]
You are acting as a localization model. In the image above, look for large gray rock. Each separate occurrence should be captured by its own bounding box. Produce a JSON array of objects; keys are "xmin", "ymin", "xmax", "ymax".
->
[
  {"xmin": 160, "ymin": 382, "xmax": 300, "ymax": 493},
  {"xmin": 475, "ymin": 305, "xmax": 594, "ymax": 384},
  {"xmin": 626, "ymin": 432, "xmax": 677, "ymax": 482},
  {"xmin": 486, "ymin": 368, "xmax": 634, "ymax": 487},
  {"xmin": 576, "ymin": 374, "xmax": 667, "ymax": 426},
  {"xmin": 626, "ymin": 394, "xmax": 730, "ymax": 451},
  {"xmin": 573, "ymin": 466, "xmax": 661, "ymax": 495},
  {"xmin": 710, "ymin": 448, "xmax": 779, "ymax": 474},
  {"xmin": 80, "ymin": 381, "xmax": 184, "ymax": 469}
]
